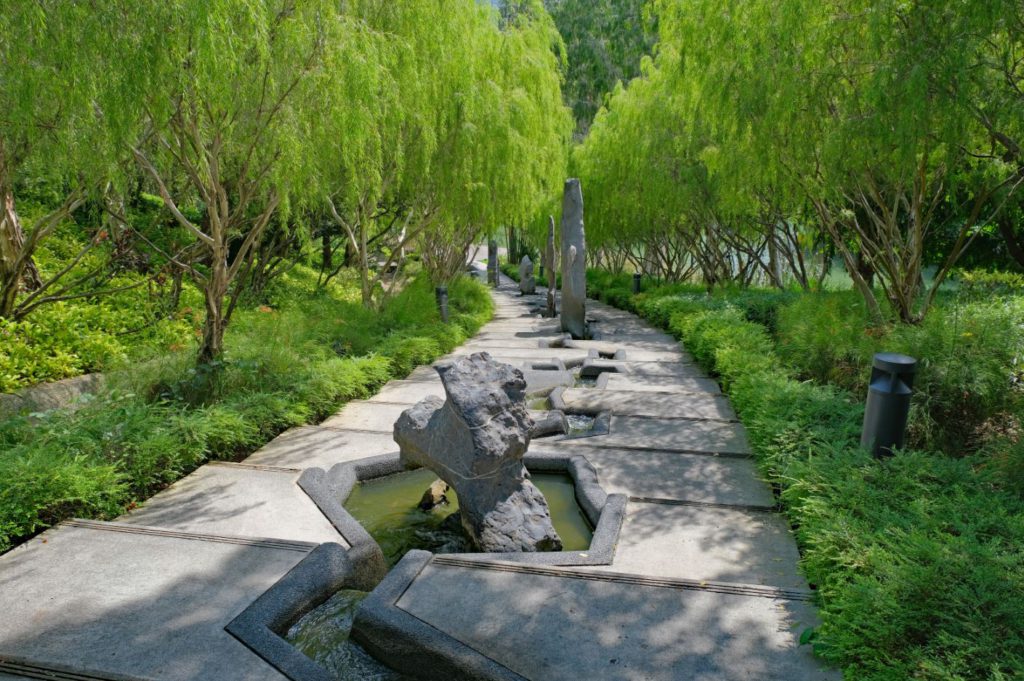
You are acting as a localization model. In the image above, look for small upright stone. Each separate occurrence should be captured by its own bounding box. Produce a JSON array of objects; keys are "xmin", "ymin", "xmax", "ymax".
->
[
  {"xmin": 560, "ymin": 179, "xmax": 587, "ymax": 338},
  {"xmin": 519, "ymin": 255, "xmax": 536, "ymax": 295},
  {"xmin": 545, "ymin": 215, "xmax": 557, "ymax": 317},
  {"xmin": 394, "ymin": 353, "xmax": 562, "ymax": 553}
]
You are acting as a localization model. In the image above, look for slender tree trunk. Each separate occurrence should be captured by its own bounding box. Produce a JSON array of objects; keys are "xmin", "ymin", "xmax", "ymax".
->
[
  {"xmin": 998, "ymin": 220, "xmax": 1024, "ymax": 269},
  {"xmin": 322, "ymin": 231, "xmax": 333, "ymax": 272},
  {"xmin": 0, "ymin": 175, "xmax": 43, "ymax": 317},
  {"xmin": 198, "ymin": 238, "xmax": 229, "ymax": 364},
  {"xmin": 359, "ymin": 218, "xmax": 372, "ymax": 308}
]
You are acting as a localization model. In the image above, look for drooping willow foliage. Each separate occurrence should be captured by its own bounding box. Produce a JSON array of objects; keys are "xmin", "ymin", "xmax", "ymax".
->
[
  {"xmin": 0, "ymin": 0, "xmax": 572, "ymax": 361},
  {"xmin": 575, "ymin": 0, "xmax": 1024, "ymax": 322}
]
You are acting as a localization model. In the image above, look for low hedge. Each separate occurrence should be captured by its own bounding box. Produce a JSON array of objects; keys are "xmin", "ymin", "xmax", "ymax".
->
[
  {"xmin": 0, "ymin": 274, "xmax": 493, "ymax": 553},
  {"xmin": 588, "ymin": 270, "xmax": 1024, "ymax": 680}
]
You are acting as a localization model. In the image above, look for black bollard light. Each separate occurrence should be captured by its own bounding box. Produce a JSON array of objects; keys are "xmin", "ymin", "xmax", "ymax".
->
[
  {"xmin": 861, "ymin": 352, "xmax": 917, "ymax": 457},
  {"xmin": 435, "ymin": 286, "xmax": 449, "ymax": 323},
  {"xmin": 539, "ymin": 264, "xmax": 545, "ymax": 279},
  {"xmin": 632, "ymin": 272, "xmax": 642, "ymax": 294}
]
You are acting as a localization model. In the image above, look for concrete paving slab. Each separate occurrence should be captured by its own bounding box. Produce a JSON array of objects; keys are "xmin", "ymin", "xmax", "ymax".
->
[
  {"xmin": 463, "ymin": 339, "xmax": 561, "ymax": 350},
  {"xmin": 472, "ymin": 331, "xmax": 564, "ymax": 343},
  {"xmin": 521, "ymin": 369, "xmax": 575, "ymax": 394},
  {"xmin": 120, "ymin": 463, "xmax": 345, "ymax": 545},
  {"xmin": 320, "ymin": 401, "xmax": 407, "ymax": 432},
  {"xmin": 404, "ymin": 365, "xmax": 444, "ymax": 382},
  {"xmin": 571, "ymin": 340, "xmax": 690, "ymax": 363},
  {"xmin": 243, "ymin": 425, "xmax": 397, "ymax": 468},
  {"xmin": 367, "ymin": 379, "xmax": 447, "ymax": 404},
  {"xmin": 589, "ymin": 330, "xmax": 679, "ymax": 345},
  {"xmin": 396, "ymin": 560, "xmax": 834, "ymax": 681},
  {"xmin": 559, "ymin": 388, "xmax": 736, "ymax": 421},
  {"xmin": 592, "ymin": 502, "xmax": 808, "ymax": 589},
  {"xmin": 0, "ymin": 522, "xmax": 302, "ymax": 681},
  {"xmin": 446, "ymin": 347, "xmax": 592, "ymax": 365},
  {"xmin": 601, "ymin": 373, "xmax": 721, "ymax": 394},
  {"xmin": 566, "ymin": 416, "xmax": 750, "ymax": 455},
  {"xmin": 546, "ymin": 446, "xmax": 774, "ymax": 507},
  {"xmin": 618, "ymin": 361, "xmax": 710, "ymax": 378}
]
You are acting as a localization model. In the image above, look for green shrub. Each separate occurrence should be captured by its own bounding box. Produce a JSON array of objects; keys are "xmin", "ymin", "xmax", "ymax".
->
[
  {"xmin": 0, "ymin": 271, "xmax": 493, "ymax": 552},
  {"xmin": 776, "ymin": 291, "xmax": 1024, "ymax": 452},
  {"xmin": 594, "ymin": 272, "xmax": 1024, "ymax": 679}
]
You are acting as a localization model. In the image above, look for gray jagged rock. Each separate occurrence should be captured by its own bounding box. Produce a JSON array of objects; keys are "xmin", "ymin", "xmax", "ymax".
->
[
  {"xmin": 519, "ymin": 255, "xmax": 536, "ymax": 295},
  {"xmin": 394, "ymin": 352, "xmax": 562, "ymax": 553}
]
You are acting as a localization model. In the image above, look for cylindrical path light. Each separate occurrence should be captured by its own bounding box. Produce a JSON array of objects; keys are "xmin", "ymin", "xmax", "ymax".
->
[
  {"xmin": 861, "ymin": 352, "xmax": 917, "ymax": 457},
  {"xmin": 632, "ymin": 272, "xmax": 642, "ymax": 294},
  {"xmin": 435, "ymin": 286, "xmax": 449, "ymax": 324}
]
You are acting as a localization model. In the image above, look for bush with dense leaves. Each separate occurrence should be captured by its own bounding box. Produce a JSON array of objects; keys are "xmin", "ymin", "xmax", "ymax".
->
[
  {"xmin": 587, "ymin": 269, "xmax": 1024, "ymax": 680},
  {"xmin": 0, "ymin": 271, "xmax": 492, "ymax": 552}
]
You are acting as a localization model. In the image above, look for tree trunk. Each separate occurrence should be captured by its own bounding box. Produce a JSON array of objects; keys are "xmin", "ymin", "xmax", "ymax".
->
[
  {"xmin": 359, "ymin": 219, "xmax": 372, "ymax": 308},
  {"xmin": 998, "ymin": 219, "xmax": 1024, "ymax": 270},
  {"xmin": 0, "ymin": 180, "xmax": 43, "ymax": 317},
  {"xmin": 322, "ymin": 230, "xmax": 333, "ymax": 272},
  {"xmin": 198, "ymin": 245, "xmax": 229, "ymax": 364}
]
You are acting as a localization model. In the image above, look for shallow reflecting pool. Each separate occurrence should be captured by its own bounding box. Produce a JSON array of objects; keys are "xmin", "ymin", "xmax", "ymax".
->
[{"xmin": 345, "ymin": 467, "xmax": 593, "ymax": 567}]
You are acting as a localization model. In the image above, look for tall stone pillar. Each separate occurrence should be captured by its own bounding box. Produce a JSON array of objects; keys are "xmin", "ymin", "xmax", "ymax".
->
[
  {"xmin": 560, "ymin": 179, "xmax": 586, "ymax": 339},
  {"xmin": 544, "ymin": 216, "xmax": 557, "ymax": 317},
  {"xmin": 487, "ymin": 238, "xmax": 498, "ymax": 287}
]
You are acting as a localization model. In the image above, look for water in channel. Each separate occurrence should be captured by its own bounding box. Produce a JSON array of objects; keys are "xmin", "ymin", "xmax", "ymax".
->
[
  {"xmin": 345, "ymin": 467, "xmax": 594, "ymax": 568},
  {"xmin": 285, "ymin": 467, "xmax": 595, "ymax": 679}
]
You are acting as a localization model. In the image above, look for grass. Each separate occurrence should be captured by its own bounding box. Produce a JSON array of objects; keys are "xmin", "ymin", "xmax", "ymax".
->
[
  {"xmin": 587, "ymin": 269, "xmax": 1024, "ymax": 680},
  {"xmin": 0, "ymin": 268, "xmax": 493, "ymax": 553}
]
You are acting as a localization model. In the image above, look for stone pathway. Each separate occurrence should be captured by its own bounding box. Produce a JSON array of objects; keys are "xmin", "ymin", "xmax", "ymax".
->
[{"xmin": 0, "ymin": 275, "xmax": 837, "ymax": 680}]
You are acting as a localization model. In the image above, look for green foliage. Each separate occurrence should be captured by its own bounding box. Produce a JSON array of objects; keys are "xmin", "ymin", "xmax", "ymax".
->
[
  {"xmin": 0, "ymin": 272, "xmax": 492, "ymax": 552},
  {"xmin": 543, "ymin": 0, "xmax": 657, "ymax": 135},
  {"xmin": 591, "ymin": 269, "xmax": 1024, "ymax": 679},
  {"xmin": 776, "ymin": 290, "xmax": 1024, "ymax": 452}
]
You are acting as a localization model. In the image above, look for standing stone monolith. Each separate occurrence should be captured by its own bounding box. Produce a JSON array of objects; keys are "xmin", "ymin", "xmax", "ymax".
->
[
  {"xmin": 394, "ymin": 353, "xmax": 562, "ymax": 553},
  {"xmin": 487, "ymin": 239, "xmax": 499, "ymax": 287},
  {"xmin": 560, "ymin": 179, "xmax": 587, "ymax": 338},
  {"xmin": 545, "ymin": 215, "xmax": 557, "ymax": 317},
  {"xmin": 519, "ymin": 255, "xmax": 536, "ymax": 295}
]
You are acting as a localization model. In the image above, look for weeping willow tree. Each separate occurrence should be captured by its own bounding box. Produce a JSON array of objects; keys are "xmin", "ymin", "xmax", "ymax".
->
[
  {"xmin": 0, "ymin": 4, "xmax": 129, "ymax": 319},
  {"xmin": 115, "ymin": 0, "xmax": 353, "ymax": 362},
  {"xmin": 316, "ymin": 0, "xmax": 572, "ymax": 296},
  {"xmin": 653, "ymin": 0, "xmax": 1024, "ymax": 322},
  {"xmin": 576, "ymin": 0, "xmax": 1023, "ymax": 321}
]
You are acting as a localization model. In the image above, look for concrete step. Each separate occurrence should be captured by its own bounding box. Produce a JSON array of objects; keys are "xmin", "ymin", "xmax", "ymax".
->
[
  {"xmin": 243, "ymin": 425, "xmax": 398, "ymax": 469},
  {"xmin": 0, "ymin": 521, "xmax": 304, "ymax": 681},
  {"xmin": 381, "ymin": 556, "xmax": 834, "ymax": 681},
  {"xmin": 557, "ymin": 387, "xmax": 736, "ymax": 421},
  {"xmin": 600, "ymin": 372, "xmax": 721, "ymax": 394},
  {"xmin": 590, "ymin": 500, "xmax": 808, "ymax": 590},
  {"xmin": 542, "ymin": 445, "xmax": 774, "ymax": 507},
  {"xmin": 119, "ymin": 462, "xmax": 345, "ymax": 546},
  {"xmin": 565, "ymin": 416, "xmax": 751, "ymax": 456}
]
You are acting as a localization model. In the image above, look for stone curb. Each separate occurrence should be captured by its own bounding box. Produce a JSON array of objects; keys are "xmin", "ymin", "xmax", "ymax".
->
[
  {"xmin": 225, "ymin": 543, "xmax": 357, "ymax": 681},
  {"xmin": 299, "ymin": 451, "xmax": 624, "ymax": 569},
  {"xmin": 351, "ymin": 551, "xmax": 528, "ymax": 681}
]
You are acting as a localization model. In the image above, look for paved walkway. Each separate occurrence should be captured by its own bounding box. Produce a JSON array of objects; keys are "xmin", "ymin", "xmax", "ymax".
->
[{"xmin": 0, "ymin": 276, "xmax": 836, "ymax": 680}]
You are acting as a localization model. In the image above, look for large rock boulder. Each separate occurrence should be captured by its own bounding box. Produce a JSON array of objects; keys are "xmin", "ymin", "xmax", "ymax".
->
[{"xmin": 394, "ymin": 353, "xmax": 562, "ymax": 553}]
